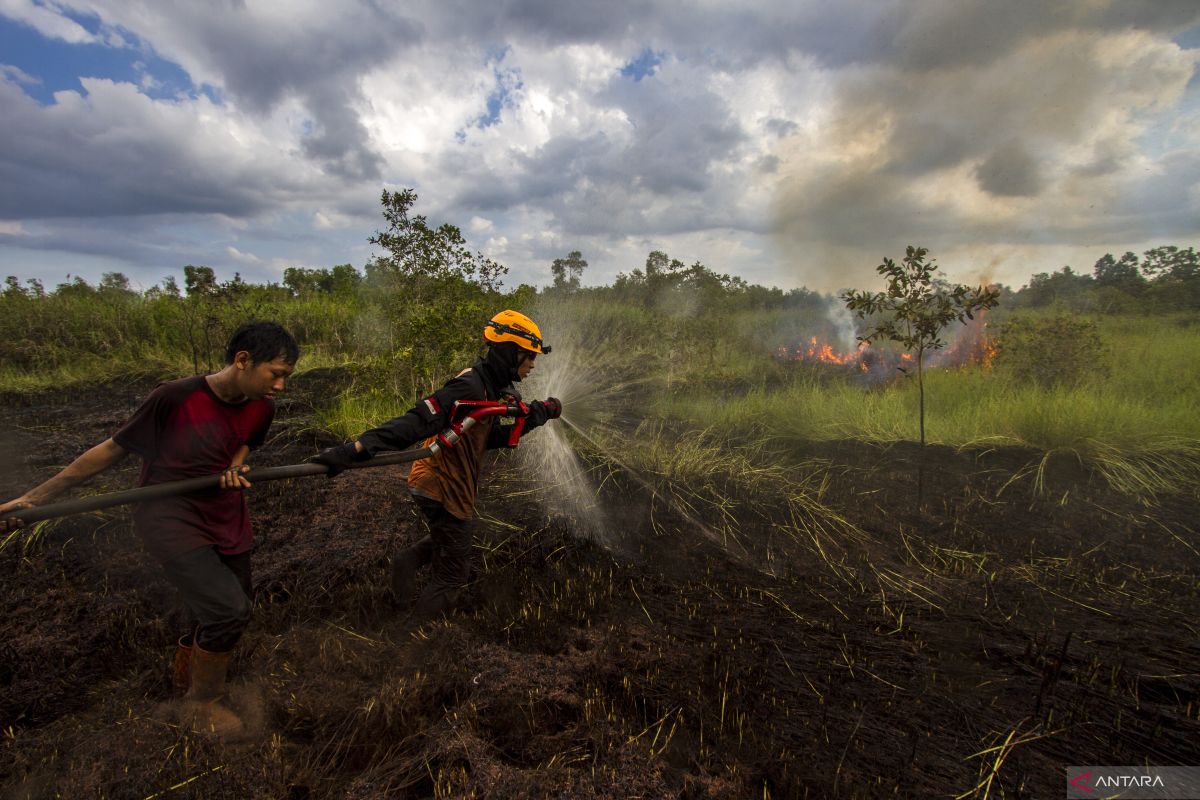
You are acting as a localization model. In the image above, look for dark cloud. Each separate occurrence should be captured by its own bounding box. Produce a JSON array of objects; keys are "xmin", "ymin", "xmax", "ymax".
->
[
  {"xmin": 757, "ymin": 154, "xmax": 781, "ymax": 174},
  {"xmin": 772, "ymin": 8, "xmax": 1198, "ymax": 264},
  {"xmin": 1109, "ymin": 150, "xmax": 1200, "ymax": 241},
  {"xmin": 0, "ymin": 78, "xmax": 284, "ymax": 219},
  {"xmin": 0, "ymin": 216, "xmax": 220, "ymax": 285},
  {"xmin": 974, "ymin": 141, "xmax": 1042, "ymax": 197},
  {"xmin": 429, "ymin": 0, "xmax": 646, "ymax": 42},
  {"xmin": 753, "ymin": 1, "xmax": 1200, "ymax": 72},
  {"xmin": 764, "ymin": 118, "xmax": 799, "ymax": 138},
  {"xmin": 299, "ymin": 80, "xmax": 385, "ymax": 180}
]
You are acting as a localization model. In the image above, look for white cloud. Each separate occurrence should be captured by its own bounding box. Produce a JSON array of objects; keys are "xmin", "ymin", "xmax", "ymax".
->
[
  {"xmin": 1, "ymin": 63, "xmax": 40, "ymax": 85},
  {"xmin": 484, "ymin": 235, "xmax": 508, "ymax": 257},
  {"xmin": 225, "ymin": 245, "xmax": 262, "ymax": 264},
  {"xmin": 0, "ymin": 0, "xmax": 97, "ymax": 44},
  {"xmin": 313, "ymin": 210, "xmax": 357, "ymax": 231}
]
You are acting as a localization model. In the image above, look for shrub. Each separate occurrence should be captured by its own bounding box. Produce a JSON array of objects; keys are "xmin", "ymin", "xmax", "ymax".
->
[{"xmin": 994, "ymin": 313, "xmax": 1108, "ymax": 388}]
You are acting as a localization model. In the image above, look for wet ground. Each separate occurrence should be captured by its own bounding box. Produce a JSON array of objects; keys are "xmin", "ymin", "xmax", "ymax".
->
[{"xmin": 0, "ymin": 373, "xmax": 1197, "ymax": 798}]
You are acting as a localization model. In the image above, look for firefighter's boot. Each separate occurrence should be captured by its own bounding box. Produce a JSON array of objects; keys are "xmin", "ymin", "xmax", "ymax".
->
[
  {"xmin": 182, "ymin": 644, "xmax": 244, "ymax": 737},
  {"xmin": 391, "ymin": 537, "xmax": 432, "ymax": 610},
  {"xmin": 171, "ymin": 633, "xmax": 194, "ymax": 694}
]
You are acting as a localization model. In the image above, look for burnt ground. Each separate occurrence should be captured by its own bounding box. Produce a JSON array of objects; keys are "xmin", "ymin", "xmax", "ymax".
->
[{"xmin": 0, "ymin": 371, "xmax": 1197, "ymax": 799}]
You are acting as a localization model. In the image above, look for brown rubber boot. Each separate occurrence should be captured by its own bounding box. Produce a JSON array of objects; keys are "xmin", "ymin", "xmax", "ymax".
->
[
  {"xmin": 182, "ymin": 644, "xmax": 244, "ymax": 737},
  {"xmin": 171, "ymin": 635, "xmax": 193, "ymax": 694}
]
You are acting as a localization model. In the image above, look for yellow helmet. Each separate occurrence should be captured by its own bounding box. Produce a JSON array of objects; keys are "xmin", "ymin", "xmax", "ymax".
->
[{"xmin": 484, "ymin": 310, "xmax": 551, "ymax": 354}]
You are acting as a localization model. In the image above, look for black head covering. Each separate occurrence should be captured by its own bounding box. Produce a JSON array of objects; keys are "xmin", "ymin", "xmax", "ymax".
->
[{"xmin": 485, "ymin": 341, "xmax": 529, "ymax": 384}]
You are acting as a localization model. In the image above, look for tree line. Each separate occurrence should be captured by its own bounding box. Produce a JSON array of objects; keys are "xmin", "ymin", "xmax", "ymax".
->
[
  {"xmin": 1008, "ymin": 246, "xmax": 1199, "ymax": 312},
  {"xmin": 1, "ymin": 185, "xmax": 1194, "ymax": 396}
]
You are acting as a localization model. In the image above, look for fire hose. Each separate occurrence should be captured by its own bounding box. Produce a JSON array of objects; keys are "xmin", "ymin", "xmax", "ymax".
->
[{"xmin": 4, "ymin": 400, "xmax": 529, "ymax": 526}]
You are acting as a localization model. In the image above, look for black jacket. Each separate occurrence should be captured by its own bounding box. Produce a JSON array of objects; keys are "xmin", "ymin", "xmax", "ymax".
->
[{"xmin": 357, "ymin": 353, "xmax": 552, "ymax": 456}]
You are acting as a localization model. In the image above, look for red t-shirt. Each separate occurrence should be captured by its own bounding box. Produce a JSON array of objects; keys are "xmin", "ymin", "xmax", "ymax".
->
[{"xmin": 112, "ymin": 376, "xmax": 274, "ymax": 561}]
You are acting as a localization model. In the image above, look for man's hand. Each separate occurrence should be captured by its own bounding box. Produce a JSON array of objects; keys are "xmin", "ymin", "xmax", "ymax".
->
[
  {"xmin": 0, "ymin": 497, "xmax": 32, "ymax": 533},
  {"xmin": 310, "ymin": 442, "xmax": 368, "ymax": 477},
  {"xmin": 543, "ymin": 397, "xmax": 562, "ymax": 419},
  {"xmin": 219, "ymin": 464, "xmax": 252, "ymax": 490}
]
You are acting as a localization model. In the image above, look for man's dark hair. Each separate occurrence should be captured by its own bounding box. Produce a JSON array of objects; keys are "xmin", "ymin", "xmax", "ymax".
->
[{"xmin": 224, "ymin": 322, "xmax": 300, "ymax": 365}]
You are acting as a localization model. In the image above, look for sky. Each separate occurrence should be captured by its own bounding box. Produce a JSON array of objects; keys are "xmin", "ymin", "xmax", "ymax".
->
[{"xmin": 1, "ymin": 0, "xmax": 1198, "ymax": 294}]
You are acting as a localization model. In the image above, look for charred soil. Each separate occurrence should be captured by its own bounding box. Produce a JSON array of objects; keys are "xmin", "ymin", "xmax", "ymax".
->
[{"xmin": 0, "ymin": 374, "xmax": 1197, "ymax": 799}]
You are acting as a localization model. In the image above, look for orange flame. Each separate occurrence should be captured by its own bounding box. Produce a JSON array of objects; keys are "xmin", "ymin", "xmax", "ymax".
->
[
  {"xmin": 777, "ymin": 313, "xmax": 997, "ymax": 375},
  {"xmin": 786, "ymin": 337, "xmax": 868, "ymax": 365}
]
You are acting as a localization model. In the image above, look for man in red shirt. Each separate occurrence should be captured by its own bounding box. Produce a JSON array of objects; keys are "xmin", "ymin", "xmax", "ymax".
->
[{"xmin": 0, "ymin": 322, "xmax": 298, "ymax": 736}]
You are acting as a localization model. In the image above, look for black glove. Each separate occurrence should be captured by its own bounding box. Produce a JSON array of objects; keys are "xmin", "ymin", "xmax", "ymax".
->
[
  {"xmin": 543, "ymin": 397, "xmax": 562, "ymax": 419},
  {"xmin": 310, "ymin": 442, "xmax": 369, "ymax": 477}
]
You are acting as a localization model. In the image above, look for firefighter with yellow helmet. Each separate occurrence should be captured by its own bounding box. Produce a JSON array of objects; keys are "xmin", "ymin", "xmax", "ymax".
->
[{"xmin": 312, "ymin": 311, "xmax": 561, "ymax": 619}]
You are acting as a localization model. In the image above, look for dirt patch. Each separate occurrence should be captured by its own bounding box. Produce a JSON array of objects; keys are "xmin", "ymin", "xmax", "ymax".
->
[{"xmin": 0, "ymin": 379, "xmax": 1196, "ymax": 798}]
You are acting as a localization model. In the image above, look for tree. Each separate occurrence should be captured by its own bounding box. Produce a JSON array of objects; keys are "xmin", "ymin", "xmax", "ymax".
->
[
  {"xmin": 842, "ymin": 246, "xmax": 1000, "ymax": 504},
  {"xmin": 363, "ymin": 189, "xmax": 509, "ymax": 392},
  {"xmin": 366, "ymin": 188, "xmax": 505, "ymax": 296},
  {"xmin": 144, "ymin": 275, "xmax": 180, "ymax": 301},
  {"xmin": 1093, "ymin": 252, "xmax": 1145, "ymax": 294},
  {"xmin": 99, "ymin": 272, "xmax": 134, "ymax": 295},
  {"xmin": 283, "ymin": 264, "xmax": 362, "ymax": 297},
  {"xmin": 283, "ymin": 266, "xmax": 333, "ymax": 296},
  {"xmin": 550, "ymin": 250, "xmax": 587, "ymax": 292},
  {"xmin": 1142, "ymin": 245, "xmax": 1200, "ymax": 309},
  {"xmin": 183, "ymin": 265, "xmax": 217, "ymax": 297},
  {"xmin": 1017, "ymin": 266, "xmax": 1094, "ymax": 309},
  {"xmin": 55, "ymin": 276, "xmax": 95, "ymax": 297},
  {"xmin": 328, "ymin": 264, "xmax": 362, "ymax": 297},
  {"xmin": 1141, "ymin": 245, "xmax": 1199, "ymax": 283}
]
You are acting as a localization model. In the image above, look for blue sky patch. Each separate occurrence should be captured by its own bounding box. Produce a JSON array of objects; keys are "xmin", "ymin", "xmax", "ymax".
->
[
  {"xmin": 620, "ymin": 48, "xmax": 663, "ymax": 81},
  {"xmin": 475, "ymin": 66, "xmax": 522, "ymax": 129},
  {"xmin": 1174, "ymin": 23, "xmax": 1200, "ymax": 50},
  {"xmin": 0, "ymin": 14, "xmax": 200, "ymax": 105}
]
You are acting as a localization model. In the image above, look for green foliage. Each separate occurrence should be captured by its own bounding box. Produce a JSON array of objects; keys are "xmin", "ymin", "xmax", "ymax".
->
[
  {"xmin": 1014, "ymin": 266, "xmax": 1094, "ymax": 310},
  {"xmin": 550, "ymin": 251, "xmax": 587, "ymax": 293},
  {"xmin": 1012, "ymin": 243, "xmax": 1199, "ymax": 313},
  {"xmin": 360, "ymin": 188, "xmax": 512, "ymax": 394},
  {"xmin": 0, "ymin": 274, "xmax": 359, "ymax": 386},
  {"xmin": 183, "ymin": 265, "xmax": 217, "ymax": 297},
  {"xmin": 284, "ymin": 264, "xmax": 362, "ymax": 298},
  {"xmin": 366, "ymin": 189, "xmax": 505, "ymax": 293},
  {"xmin": 610, "ymin": 249, "xmax": 815, "ymax": 319},
  {"xmin": 842, "ymin": 245, "xmax": 1000, "ymax": 447},
  {"xmin": 1092, "ymin": 251, "xmax": 1145, "ymax": 293},
  {"xmin": 994, "ymin": 312, "xmax": 1108, "ymax": 389},
  {"xmin": 1141, "ymin": 245, "xmax": 1199, "ymax": 282}
]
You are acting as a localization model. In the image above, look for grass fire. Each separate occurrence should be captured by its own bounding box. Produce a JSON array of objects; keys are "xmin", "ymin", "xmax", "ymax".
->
[{"xmin": 0, "ymin": 213, "xmax": 1197, "ymax": 798}]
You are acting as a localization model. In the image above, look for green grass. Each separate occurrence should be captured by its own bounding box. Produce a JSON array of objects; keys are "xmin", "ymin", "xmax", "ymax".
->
[
  {"xmin": 313, "ymin": 388, "xmax": 411, "ymax": 441},
  {"xmin": 657, "ymin": 313, "xmax": 1200, "ymax": 496},
  {"xmin": 4, "ymin": 279, "xmax": 1196, "ymax": 496},
  {"xmin": 0, "ymin": 350, "xmax": 190, "ymax": 393}
]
